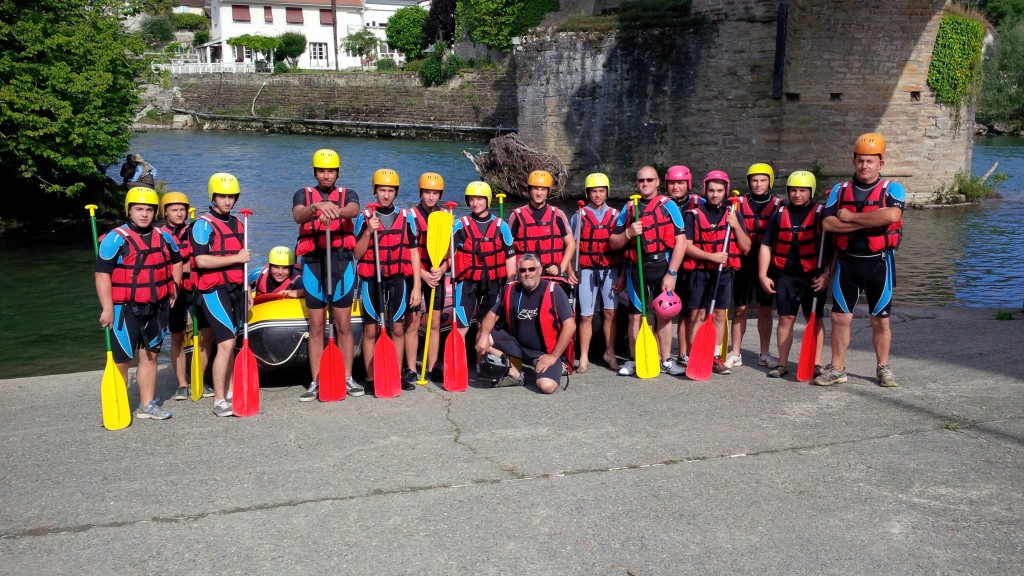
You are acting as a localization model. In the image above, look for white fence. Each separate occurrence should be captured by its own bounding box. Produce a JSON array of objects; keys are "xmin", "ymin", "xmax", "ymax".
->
[{"xmin": 152, "ymin": 62, "xmax": 256, "ymax": 74}]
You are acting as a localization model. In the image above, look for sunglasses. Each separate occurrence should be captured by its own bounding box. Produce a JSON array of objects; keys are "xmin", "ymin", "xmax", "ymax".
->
[
  {"xmin": 636, "ymin": 178, "xmax": 657, "ymax": 183},
  {"xmin": 518, "ymin": 266, "xmax": 538, "ymax": 273}
]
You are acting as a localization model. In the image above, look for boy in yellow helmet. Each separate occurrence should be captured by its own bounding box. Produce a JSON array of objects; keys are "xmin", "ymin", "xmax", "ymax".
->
[{"xmin": 249, "ymin": 246, "xmax": 303, "ymax": 298}]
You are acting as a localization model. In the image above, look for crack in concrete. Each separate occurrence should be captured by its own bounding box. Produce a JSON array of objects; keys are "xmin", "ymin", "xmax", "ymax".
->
[{"xmin": 434, "ymin": 387, "xmax": 527, "ymax": 480}]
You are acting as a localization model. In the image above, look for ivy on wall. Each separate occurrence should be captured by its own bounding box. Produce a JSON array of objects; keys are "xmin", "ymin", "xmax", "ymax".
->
[{"xmin": 927, "ymin": 14, "xmax": 984, "ymax": 110}]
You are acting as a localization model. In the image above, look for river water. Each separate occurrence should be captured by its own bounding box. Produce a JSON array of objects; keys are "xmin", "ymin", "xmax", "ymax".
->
[{"xmin": 2, "ymin": 131, "xmax": 1021, "ymax": 378}]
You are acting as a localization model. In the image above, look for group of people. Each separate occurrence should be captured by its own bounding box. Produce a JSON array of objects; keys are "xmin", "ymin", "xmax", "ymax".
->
[
  {"xmin": 118, "ymin": 153, "xmax": 157, "ymax": 189},
  {"xmin": 94, "ymin": 132, "xmax": 905, "ymax": 421}
]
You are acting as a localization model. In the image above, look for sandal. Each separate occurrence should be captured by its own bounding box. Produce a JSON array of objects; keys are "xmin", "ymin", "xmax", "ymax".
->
[{"xmin": 767, "ymin": 367, "xmax": 789, "ymax": 378}]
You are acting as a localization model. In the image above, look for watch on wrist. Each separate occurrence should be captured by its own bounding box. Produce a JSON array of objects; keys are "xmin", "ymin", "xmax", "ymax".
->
[{"xmin": 667, "ymin": 269, "xmax": 677, "ymax": 277}]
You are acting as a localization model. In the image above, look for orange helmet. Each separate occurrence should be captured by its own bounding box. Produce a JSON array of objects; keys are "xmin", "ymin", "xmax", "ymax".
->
[
  {"xmin": 527, "ymin": 170, "xmax": 554, "ymax": 188},
  {"xmin": 854, "ymin": 132, "xmax": 886, "ymax": 159},
  {"xmin": 418, "ymin": 172, "xmax": 444, "ymax": 193}
]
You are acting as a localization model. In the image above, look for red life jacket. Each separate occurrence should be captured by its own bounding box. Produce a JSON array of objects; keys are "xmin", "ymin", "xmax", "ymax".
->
[
  {"xmin": 502, "ymin": 279, "xmax": 575, "ymax": 375},
  {"xmin": 194, "ymin": 213, "xmax": 245, "ymax": 291},
  {"xmin": 622, "ymin": 196, "xmax": 677, "ymax": 263},
  {"xmin": 512, "ymin": 205, "xmax": 565, "ymax": 268},
  {"xmin": 834, "ymin": 180, "xmax": 902, "ymax": 253},
  {"xmin": 412, "ymin": 204, "xmax": 433, "ymax": 266},
  {"xmin": 253, "ymin": 265, "xmax": 301, "ymax": 295},
  {"xmin": 110, "ymin": 225, "xmax": 174, "ymax": 304},
  {"xmin": 691, "ymin": 206, "xmax": 743, "ymax": 270},
  {"xmin": 578, "ymin": 206, "xmax": 620, "ymax": 268},
  {"xmin": 738, "ymin": 194, "xmax": 782, "ymax": 248},
  {"xmin": 771, "ymin": 204, "xmax": 823, "ymax": 274},
  {"xmin": 455, "ymin": 215, "xmax": 508, "ymax": 282},
  {"xmin": 162, "ymin": 222, "xmax": 193, "ymax": 291},
  {"xmin": 295, "ymin": 186, "xmax": 356, "ymax": 256},
  {"xmin": 679, "ymin": 195, "xmax": 702, "ymax": 272},
  {"xmin": 356, "ymin": 208, "xmax": 414, "ymax": 279}
]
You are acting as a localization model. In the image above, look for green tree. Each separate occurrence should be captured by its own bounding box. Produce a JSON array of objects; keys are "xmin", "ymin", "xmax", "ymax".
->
[
  {"xmin": 0, "ymin": 0, "xmax": 148, "ymax": 197},
  {"xmin": 386, "ymin": 6, "xmax": 429, "ymax": 59},
  {"xmin": 426, "ymin": 0, "xmax": 457, "ymax": 45},
  {"xmin": 982, "ymin": 0, "xmax": 1024, "ymax": 27},
  {"xmin": 277, "ymin": 31, "xmax": 307, "ymax": 70},
  {"xmin": 977, "ymin": 19, "xmax": 1024, "ymax": 132},
  {"xmin": 139, "ymin": 14, "xmax": 175, "ymax": 48},
  {"xmin": 227, "ymin": 33, "xmax": 281, "ymax": 63},
  {"xmin": 457, "ymin": 0, "xmax": 521, "ymax": 51},
  {"xmin": 342, "ymin": 29, "xmax": 380, "ymax": 68}
]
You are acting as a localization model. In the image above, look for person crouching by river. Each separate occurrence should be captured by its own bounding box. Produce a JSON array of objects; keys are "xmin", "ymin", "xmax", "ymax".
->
[{"xmin": 126, "ymin": 154, "xmax": 156, "ymax": 189}]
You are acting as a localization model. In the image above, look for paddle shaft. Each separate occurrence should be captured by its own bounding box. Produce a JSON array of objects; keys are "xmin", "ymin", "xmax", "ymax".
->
[
  {"xmin": 630, "ymin": 195, "xmax": 648, "ymax": 311},
  {"xmin": 703, "ymin": 206, "xmax": 735, "ymax": 319},
  {"xmin": 85, "ymin": 206, "xmax": 116, "ymax": 354}
]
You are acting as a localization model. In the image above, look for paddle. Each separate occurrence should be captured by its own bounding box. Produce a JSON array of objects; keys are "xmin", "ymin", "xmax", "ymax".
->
[
  {"xmin": 86, "ymin": 204, "xmax": 131, "ymax": 431},
  {"xmin": 442, "ymin": 201, "xmax": 468, "ymax": 392},
  {"xmin": 686, "ymin": 204, "xmax": 735, "ymax": 381},
  {"xmin": 629, "ymin": 194, "xmax": 660, "ymax": 379},
  {"xmin": 317, "ymin": 217, "xmax": 346, "ymax": 402},
  {"xmin": 496, "ymin": 192, "xmax": 505, "ymax": 219},
  {"xmin": 369, "ymin": 203, "xmax": 401, "ymax": 398},
  {"xmin": 188, "ymin": 206, "xmax": 203, "ymax": 402},
  {"xmin": 418, "ymin": 209, "xmax": 454, "ymax": 385},
  {"xmin": 719, "ymin": 192, "xmax": 742, "ymax": 363},
  {"xmin": 232, "ymin": 208, "xmax": 260, "ymax": 416},
  {"xmin": 797, "ymin": 231, "xmax": 829, "ymax": 382}
]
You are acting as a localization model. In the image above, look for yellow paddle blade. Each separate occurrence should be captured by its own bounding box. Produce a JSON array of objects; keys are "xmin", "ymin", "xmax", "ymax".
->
[
  {"xmin": 101, "ymin": 352, "xmax": 131, "ymax": 431},
  {"xmin": 190, "ymin": 334, "xmax": 203, "ymax": 401},
  {"xmin": 719, "ymin": 310, "xmax": 729, "ymax": 362},
  {"xmin": 635, "ymin": 317, "xmax": 661, "ymax": 379},
  {"xmin": 426, "ymin": 210, "xmax": 454, "ymax": 268}
]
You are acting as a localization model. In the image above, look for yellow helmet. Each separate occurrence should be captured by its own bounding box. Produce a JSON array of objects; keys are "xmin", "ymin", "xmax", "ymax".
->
[
  {"xmin": 312, "ymin": 149, "xmax": 341, "ymax": 170},
  {"xmin": 125, "ymin": 186, "xmax": 159, "ymax": 216},
  {"xmin": 746, "ymin": 163, "xmax": 775, "ymax": 189},
  {"xmin": 418, "ymin": 172, "xmax": 444, "ymax": 192},
  {"xmin": 786, "ymin": 170, "xmax": 817, "ymax": 196},
  {"xmin": 159, "ymin": 191, "xmax": 190, "ymax": 218},
  {"xmin": 372, "ymin": 168, "xmax": 400, "ymax": 188},
  {"xmin": 207, "ymin": 173, "xmax": 240, "ymax": 200},
  {"xmin": 584, "ymin": 172, "xmax": 610, "ymax": 191},
  {"xmin": 854, "ymin": 132, "xmax": 886, "ymax": 158},
  {"xmin": 267, "ymin": 246, "xmax": 296, "ymax": 267},
  {"xmin": 527, "ymin": 170, "xmax": 554, "ymax": 188},
  {"xmin": 464, "ymin": 181, "xmax": 492, "ymax": 207}
]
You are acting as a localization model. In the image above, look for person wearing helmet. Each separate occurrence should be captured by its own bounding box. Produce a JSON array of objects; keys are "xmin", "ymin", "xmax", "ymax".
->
[
  {"xmin": 568, "ymin": 172, "xmax": 623, "ymax": 373},
  {"xmin": 126, "ymin": 153, "xmax": 157, "ymax": 188},
  {"xmin": 726, "ymin": 163, "xmax": 783, "ymax": 371},
  {"xmin": 608, "ymin": 166, "xmax": 688, "ymax": 377},
  {"xmin": 507, "ymin": 170, "xmax": 576, "ymax": 281},
  {"xmin": 292, "ymin": 149, "xmax": 363, "ymax": 401},
  {"xmin": 95, "ymin": 186, "xmax": 183, "ymax": 421},
  {"xmin": 474, "ymin": 253, "xmax": 577, "ymax": 394},
  {"xmin": 249, "ymin": 246, "xmax": 303, "ymax": 298},
  {"xmin": 408, "ymin": 172, "xmax": 448, "ymax": 384},
  {"xmin": 757, "ymin": 171, "xmax": 830, "ymax": 378},
  {"xmin": 664, "ymin": 165, "xmax": 703, "ymax": 368},
  {"xmin": 353, "ymin": 169, "xmax": 422, "ymax": 392},
  {"xmin": 683, "ymin": 171, "xmax": 752, "ymax": 376},
  {"xmin": 816, "ymin": 132, "xmax": 906, "ymax": 388},
  {"xmin": 158, "ymin": 192, "xmax": 198, "ymax": 401},
  {"xmin": 190, "ymin": 173, "xmax": 252, "ymax": 417},
  {"xmin": 452, "ymin": 181, "xmax": 516, "ymax": 346}
]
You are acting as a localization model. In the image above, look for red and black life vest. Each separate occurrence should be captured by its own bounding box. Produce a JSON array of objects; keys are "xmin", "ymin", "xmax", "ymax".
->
[
  {"xmin": 691, "ymin": 206, "xmax": 743, "ymax": 271},
  {"xmin": 771, "ymin": 204, "xmax": 823, "ymax": 274},
  {"xmin": 110, "ymin": 225, "xmax": 174, "ymax": 304},
  {"xmin": 834, "ymin": 180, "xmax": 902, "ymax": 253},
  {"xmin": 253, "ymin": 265, "xmax": 301, "ymax": 295},
  {"xmin": 512, "ymin": 205, "xmax": 565, "ymax": 269},
  {"xmin": 578, "ymin": 207, "xmax": 620, "ymax": 268},
  {"xmin": 412, "ymin": 204, "xmax": 433, "ymax": 266},
  {"xmin": 738, "ymin": 194, "xmax": 782, "ymax": 248},
  {"xmin": 678, "ymin": 195, "xmax": 702, "ymax": 272},
  {"xmin": 623, "ymin": 196, "xmax": 677, "ymax": 263},
  {"xmin": 295, "ymin": 186, "xmax": 356, "ymax": 256},
  {"xmin": 194, "ymin": 213, "xmax": 245, "ymax": 291},
  {"xmin": 502, "ymin": 279, "xmax": 575, "ymax": 375},
  {"xmin": 356, "ymin": 208, "xmax": 414, "ymax": 279},
  {"xmin": 454, "ymin": 215, "xmax": 508, "ymax": 282},
  {"xmin": 162, "ymin": 222, "xmax": 193, "ymax": 291}
]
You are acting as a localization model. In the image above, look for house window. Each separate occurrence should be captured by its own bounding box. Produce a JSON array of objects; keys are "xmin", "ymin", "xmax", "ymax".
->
[
  {"xmin": 320, "ymin": 9, "xmax": 334, "ymax": 25},
  {"xmin": 309, "ymin": 42, "xmax": 329, "ymax": 67},
  {"xmin": 286, "ymin": 7, "xmax": 303, "ymax": 23},
  {"xmin": 264, "ymin": 6, "xmax": 272, "ymax": 22},
  {"xmin": 232, "ymin": 5, "xmax": 251, "ymax": 22}
]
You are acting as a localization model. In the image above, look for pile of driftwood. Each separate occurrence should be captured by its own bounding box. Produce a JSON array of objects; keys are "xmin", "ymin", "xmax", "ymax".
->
[{"xmin": 464, "ymin": 134, "xmax": 569, "ymax": 199}]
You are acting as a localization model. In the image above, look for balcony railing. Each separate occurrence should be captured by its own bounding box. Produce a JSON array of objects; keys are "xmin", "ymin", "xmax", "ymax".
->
[{"xmin": 152, "ymin": 62, "xmax": 256, "ymax": 74}]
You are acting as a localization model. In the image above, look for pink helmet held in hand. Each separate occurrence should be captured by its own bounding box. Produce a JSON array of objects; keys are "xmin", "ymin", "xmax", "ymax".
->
[
  {"xmin": 653, "ymin": 290, "xmax": 682, "ymax": 319},
  {"xmin": 665, "ymin": 165, "xmax": 692, "ymax": 188}
]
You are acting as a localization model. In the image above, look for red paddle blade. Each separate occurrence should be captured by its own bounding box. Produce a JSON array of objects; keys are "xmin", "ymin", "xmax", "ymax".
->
[
  {"xmin": 796, "ymin": 313, "xmax": 819, "ymax": 382},
  {"xmin": 685, "ymin": 318, "xmax": 717, "ymax": 381},
  {"xmin": 373, "ymin": 327, "xmax": 401, "ymax": 398},
  {"xmin": 443, "ymin": 328, "xmax": 467, "ymax": 392},
  {"xmin": 318, "ymin": 337, "xmax": 346, "ymax": 401},
  {"xmin": 232, "ymin": 343, "xmax": 260, "ymax": 416}
]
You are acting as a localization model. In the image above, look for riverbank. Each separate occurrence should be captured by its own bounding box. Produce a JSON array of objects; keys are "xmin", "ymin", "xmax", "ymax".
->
[{"xmin": 2, "ymin": 306, "xmax": 1022, "ymax": 574}]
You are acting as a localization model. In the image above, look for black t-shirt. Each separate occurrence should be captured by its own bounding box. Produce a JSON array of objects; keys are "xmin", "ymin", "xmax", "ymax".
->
[{"xmin": 490, "ymin": 280, "xmax": 573, "ymax": 353}]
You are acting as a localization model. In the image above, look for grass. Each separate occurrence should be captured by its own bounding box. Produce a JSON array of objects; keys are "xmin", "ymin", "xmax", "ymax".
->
[
  {"xmin": 943, "ymin": 421, "xmax": 960, "ymax": 431},
  {"xmin": 931, "ymin": 170, "xmax": 1007, "ymax": 204},
  {"xmin": 994, "ymin": 310, "xmax": 1016, "ymax": 320}
]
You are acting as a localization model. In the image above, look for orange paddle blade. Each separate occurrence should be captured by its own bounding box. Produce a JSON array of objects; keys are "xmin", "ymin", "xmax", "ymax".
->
[
  {"xmin": 373, "ymin": 327, "xmax": 401, "ymax": 398},
  {"xmin": 443, "ymin": 328, "xmax": 467, "ymax": 392},
  {"xmin": 231, "ymin": 343, "xmax": 260, "ymax": 417},
  {"xmin": 796, "ymin": 313, "xmax": 819, "ymax": 382},
  {"xmin": 685, "ymin": 317, "xmax": 717, "ymax": 381}
]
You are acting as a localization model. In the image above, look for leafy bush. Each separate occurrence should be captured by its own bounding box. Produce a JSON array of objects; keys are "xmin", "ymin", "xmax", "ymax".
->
[
  {"xmin": 977, "ymin": 20, "xmax": 1024, "ymax": 133},
  {"xmin": 931, "ymin": 170, "xmax": 1007, "ymax": 204},
  {"xmin": 926, "ymin": 14, "xmax": 984, "ymax": 112},
  {"xmin": 277, "ymin": 32, "xmax": 307, "ymax": 70},
  {"xmin": 341, "ymin": 29, "xmax": 379, "ymax": 67},
  {"xmin": 139, "ymin": 14, "xmax": 174, "ymax": 47},
  {"xmin": 169, "ymin": 13, "xmax": 208, "ymax": 31},
  {"xmin": 273, "ymin": 60, "xmax": 290, "ymax": 74},
  {"xmin": 419, "ymin": 41, "xmax": 462, "ymax": 86},
  {"xmin": 377, "ymin": 57, "xmax": 398, "ymax": 71},
  {"xmin": 192, "ymin": 29, "xmax": 209, "ymax": 46},
  {"xmin": 404, "ymin": 58, "xmax": 424, "ymax": 72},
  {"xmin": 386, "ymin": 6, "xmax": 429, "ymax": 59}
]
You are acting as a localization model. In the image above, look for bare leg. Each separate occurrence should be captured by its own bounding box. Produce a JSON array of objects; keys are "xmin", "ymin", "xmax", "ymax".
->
[
  {"xmin": 333, "ymin": 306, "xmax": 355, "ymax": 379},
  {"xmin": 757, "ymin": 303, "xmax": 774, "ymax": 354},
  {"xmin": 776, "ymin": 315, "xmax": 795, "ymax": 367},
  {"xmin": 627, "ymin": 313, "xmax": 640, "ymax": 357},
  {"xmin": 427, "ymin": 310, "xmax": 441, "ymax": 371},
  {"xmin": 170, "ymin": 331, "xmax": 186, "ymax": 388},
  {"xmin": 212, "ymin": 338, "xmax": 235, "ymax": 402},
  {"xmin": 405, "ymin": 310, "xmax": 421, "ymax": 371},
  {"xmin": 307, "ymin": 309, "xmax": 326, "ymax": 382},
  {"xmin": 730, "ymin": 303, "xmax": 749, "ymax": 355},
  {"xmin": 135, "ymin": 349, "xmax": 160, "ymax": 406},
  {"xmin": 362, "ymin": 322, "xmax": 378, "ymax": 379},
  {"xmin": 601, "ymin": 309, "xmax": 619, "ymax": 369},
  {"xmin": 828, "ymin": 311, "xmax": 853, "ymax": 371},
  {"xmin": 578, "ymin": 315, "xmax": 594, "ymax": 373},
  {"xmin": 713, "ymin": 308, "xmax": 728, "ymax": 349},
  {"xmin": 655, "ymin": 314, "xmax": 673, "ymax": 363},
  {"xmin": 870, "ymin": 315, "xmax": 891, "ymax": 366}
]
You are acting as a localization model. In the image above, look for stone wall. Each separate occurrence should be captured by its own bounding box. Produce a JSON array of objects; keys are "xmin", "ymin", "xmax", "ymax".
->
[{"xmin": 514, "ymin": 0, "xmax": 965, "ymax": 203}]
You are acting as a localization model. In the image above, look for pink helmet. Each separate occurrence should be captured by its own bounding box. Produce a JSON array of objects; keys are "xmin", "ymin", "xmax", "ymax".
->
[
  {"xmin": 665, "ymin": 165, "xmax": 692, "ymax": 187},
  {"xmin": 703, "ymin": 170, "xmax": 730, "ymax": 195},
  {"xmin": 653, "ymin": 290, "xmax": 682, "ymax": 319}
]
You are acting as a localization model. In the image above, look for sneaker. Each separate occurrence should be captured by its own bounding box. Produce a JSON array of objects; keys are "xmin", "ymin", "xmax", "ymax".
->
[
  {"xmin": 346, "ymin": 377, "xmax": 365, "ymax": 397},
  {"xmin": 712, "ymin": 359, "xmax": 731, "ymax": 375},
  {"xmin": 661, "ymin": 358, "xmax": 686, "ymax": 375},
  {"xmin": 401, "ymin": 369, "xmax": 417, "ymax": 391},
  {"xmin": 617, "ymin": 360, "xmax": 636, "ymax": 376},
  {"xmin": 678, "ymin": 355, "xmax": 688, "ymax": 367},
  {"xmin": 724, "ymin": 353, "xmax": 743, "ymax": 368},
  {"xmin": 299, "ymin": 382, "xmax": 318, "ymax": 402},
  {"xmin": 767, "ymin": 366, "xmax": 789, "ymax": 378},
  {"xmin": 813, "ymin": 364, "xmax": 847, "ymax": 386},
  {"xmin": 876, "ymin": 365, "xmax": 899, "ymax": 388},
  {"xmin": 136, "ymin": 399, "xmax": 171, "ymax": 420},
  {"xmin": 429, "ymin": 365, "xmax": 444, "ymax": 384},
  {"xmin": 814, "ymin": 364, "xmax": 825, "ymax": 377},
  {"xmin": 758, "ymin": 352, "xmax": 780, "ymax": 368},
  {"xmin": 213, "ymin": 399, "xmax": 233, "ymax": 417},
  {"xmin": 202, "ymin": 385, "xmax": 214, "ymax": 398},
  {"xmin": 493, "ymin": 372, "xmax": 524, "ymax": 388},
  {"xmin": 172, "ymin": 387, "xmax": 188, "ymax": 401}
]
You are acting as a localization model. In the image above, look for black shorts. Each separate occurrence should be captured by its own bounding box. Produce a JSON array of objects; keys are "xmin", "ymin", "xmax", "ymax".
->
[
  {"xmin": 625, "ymin": 260, "xmax": 668, "ymax": 314},
  {"xmin": 167, "ymin": 290, "xmax": 195, "ymax": 334},
  {"xmin": 360, "ymin": 276, "xmax": 412, "ymax": 324},
  {"xmin": 491, "ymin": 329, "xmax": 563, "ymax": 384},
  {"xmin": 301, "ymin": 252, "xmax": 356, "ymax": 310},
  {"xmin": 455, "ymin": 278, "xmax": 504, "ymax": 329},
  {"xmin": 734, "ymin": 255, "xmax": 774, "ymax": 307},
  {"xmin": 418, "ymin": 277, "xmax": 446, "ymax": 312},
  {"xmin": 831, "ymin": 251, "xmax": 896, "ymax": 317},
  {"xmin": 199, "ymin": 285, "xmax": 245, "ymax": 344},
  {"xmin": 775, "ymin": 273, "xmax": 827, "ymax": 318},
  {"xmin": 687, "ymin": 268, "xmax": 734, "ymax": 312},
  {"xmin": 111, "ymin": 299, "xmax": 169, "ymax": 363}
]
